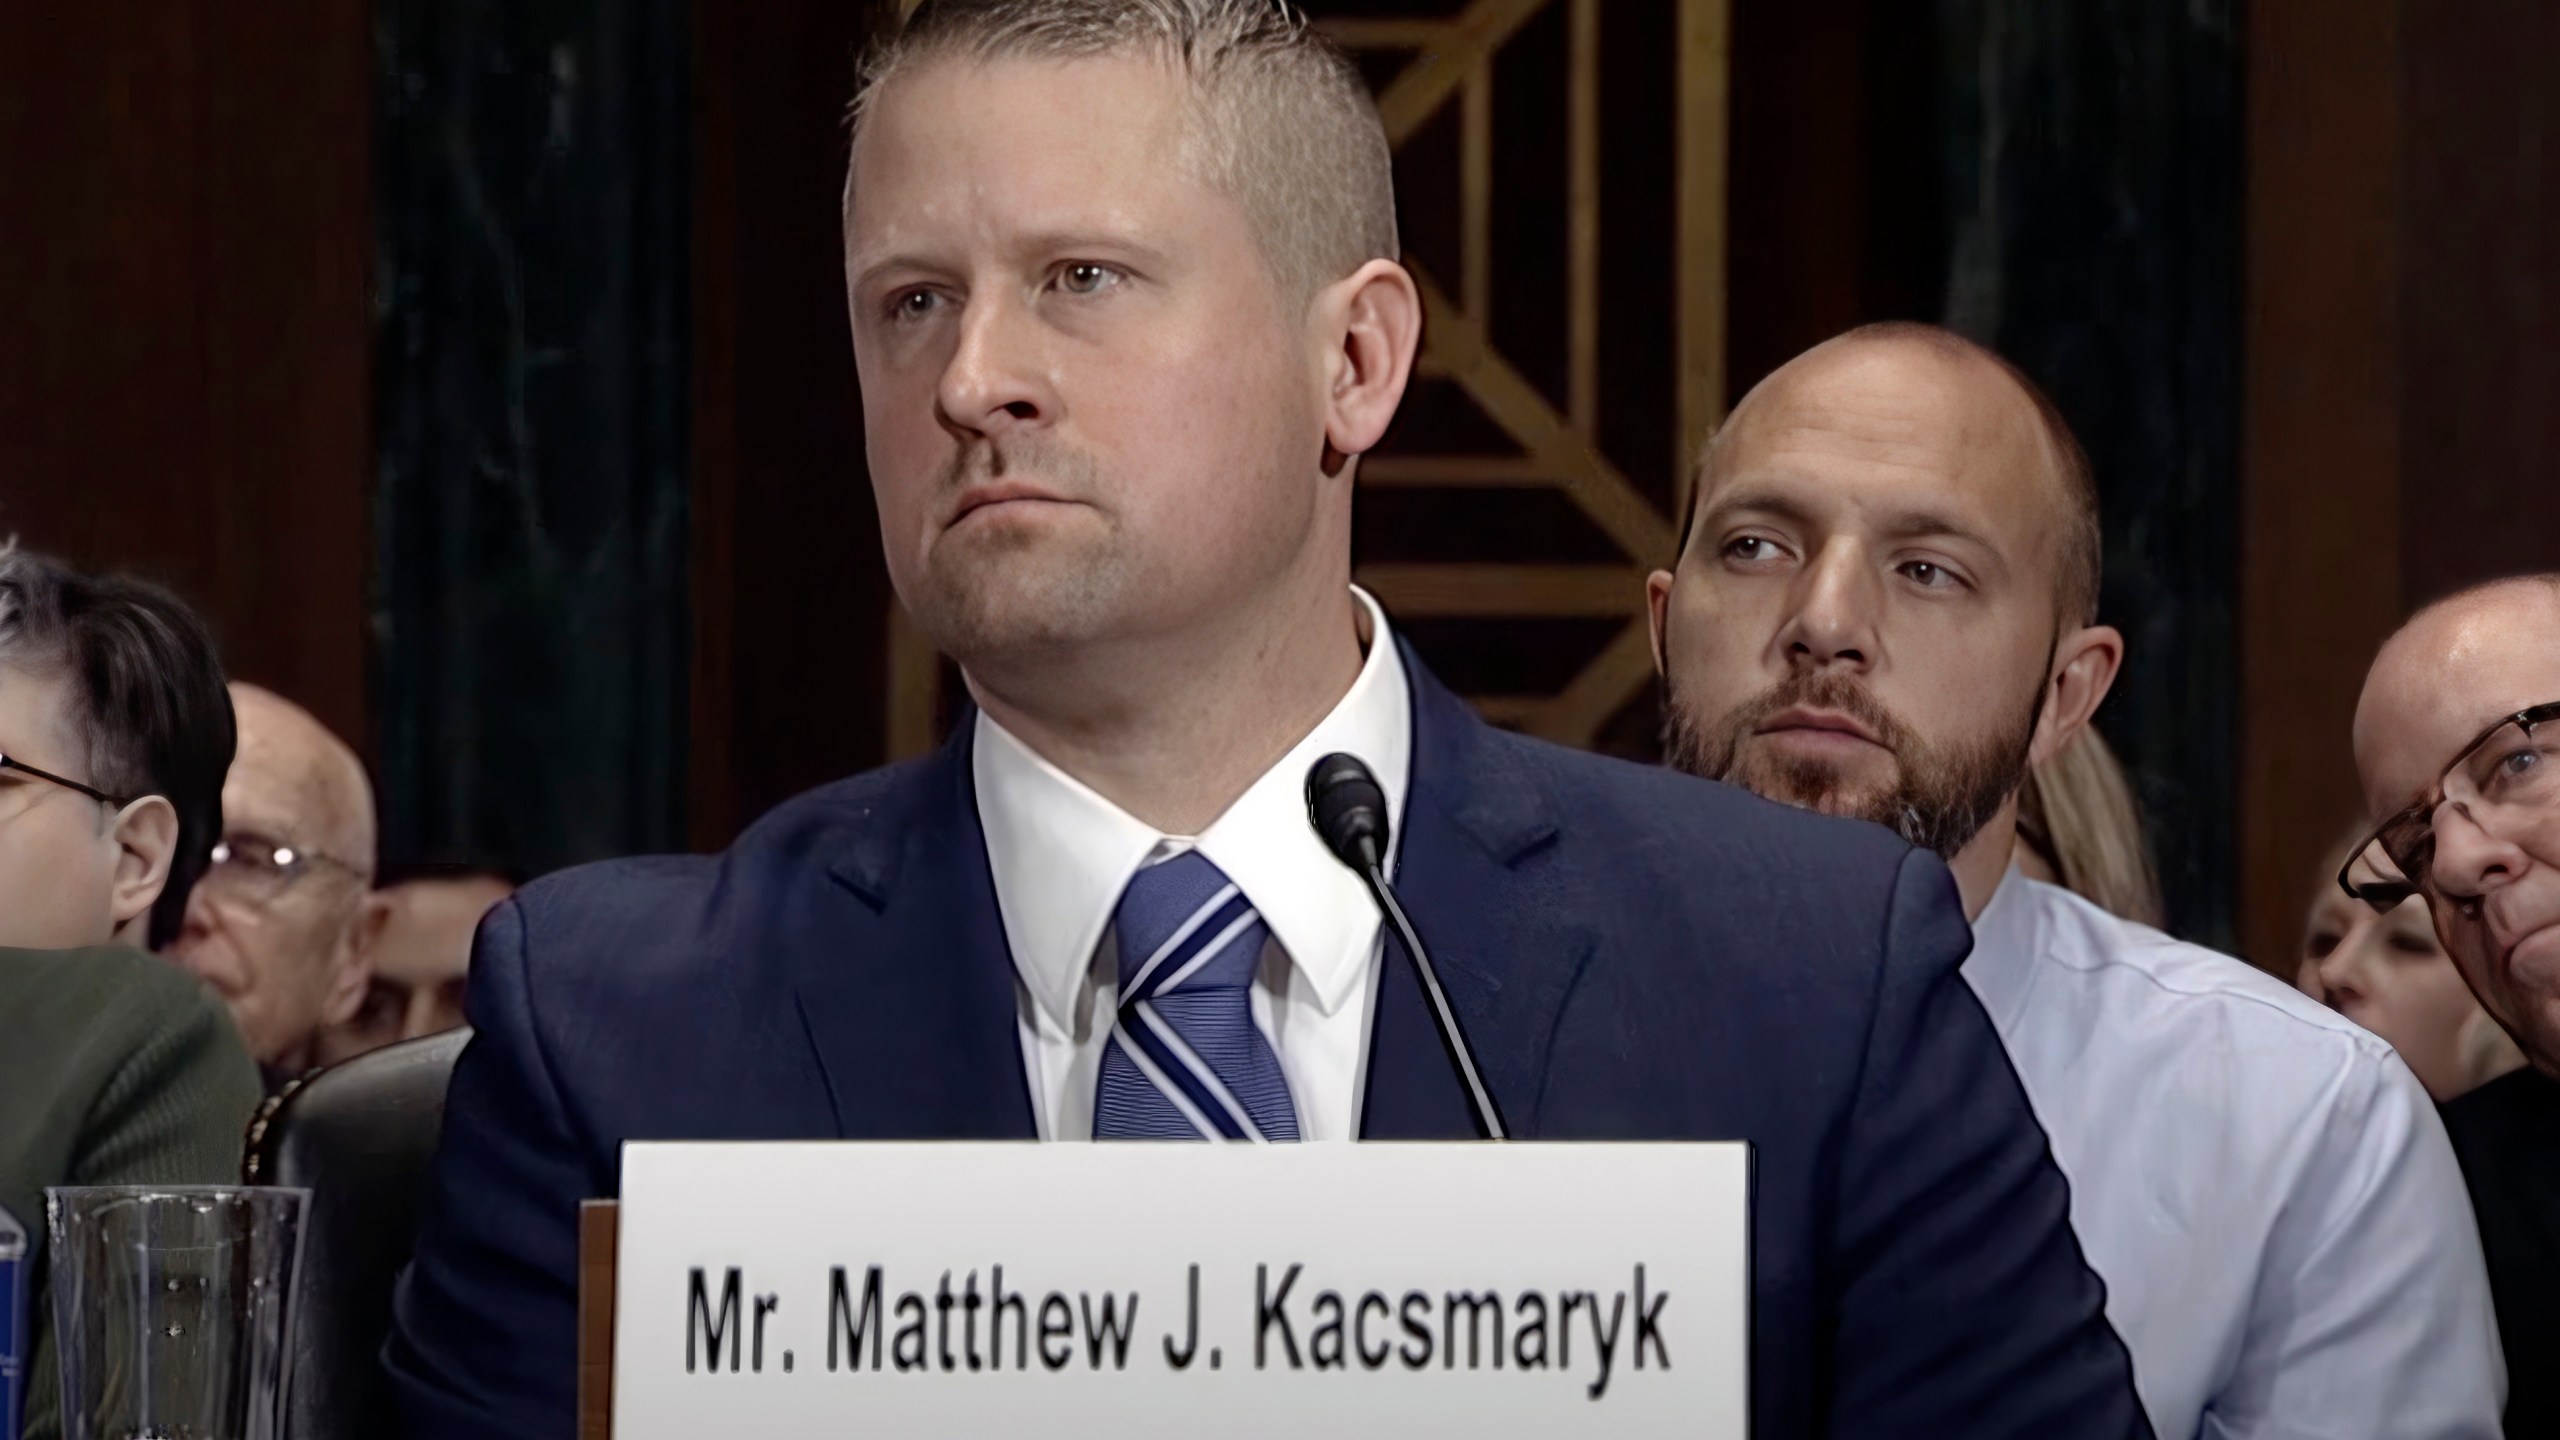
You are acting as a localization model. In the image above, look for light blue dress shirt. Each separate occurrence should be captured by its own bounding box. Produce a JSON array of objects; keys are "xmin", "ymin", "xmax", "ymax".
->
[{"xmin": 1969, "ymin": 871, "xmax": 2504, "ymax": 1439}]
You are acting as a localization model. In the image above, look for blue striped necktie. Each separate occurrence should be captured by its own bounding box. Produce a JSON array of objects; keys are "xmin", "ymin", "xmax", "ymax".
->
[{"xmin": 1093, "ymin": 850, "xmax": 1301, "ymax": 1141}]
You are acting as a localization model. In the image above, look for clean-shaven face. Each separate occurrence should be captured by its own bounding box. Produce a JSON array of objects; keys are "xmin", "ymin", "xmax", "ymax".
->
[
  {"xmin": 1654, "ymin": 340, "xmax": 2069, "ymax": 855},
  {"xmin": 0, "ymin": 661, "xmax": 126, "ymax": 947},
  {"xmin": 167, "ymin": 687, "xmax": 371, "ymax": 1066},
  {"xmin": 845, "ymin": 52, "xmax": 1331, "ymax": 670}
]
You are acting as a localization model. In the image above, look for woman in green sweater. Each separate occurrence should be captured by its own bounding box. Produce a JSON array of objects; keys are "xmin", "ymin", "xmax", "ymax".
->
[
  {"xmin": 0, "ymin": 947, "xmax": 262, "ymax": 1440},
  {"xmin": 0, "ymin": 547, "xmax": 255, "ymax": 1440}
]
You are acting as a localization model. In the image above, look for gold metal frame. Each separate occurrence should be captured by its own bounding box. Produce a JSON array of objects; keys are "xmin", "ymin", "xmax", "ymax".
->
[{"xmin": 885, "ymin": 0, "xmax": 1730, "ymax": 755}]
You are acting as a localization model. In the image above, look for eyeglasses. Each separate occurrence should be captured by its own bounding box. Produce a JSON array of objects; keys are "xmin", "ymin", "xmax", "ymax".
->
[
  {"xmin": 2339, "ymin": 699, "xmax": 2560, "ymax": 912},
  {"xmin": 201, "ymin": 832, "xmax": 368, "ymax": 905},
  {"xmin": 0, "ymin": 752, "xmax": 133, "ymax": 808}
]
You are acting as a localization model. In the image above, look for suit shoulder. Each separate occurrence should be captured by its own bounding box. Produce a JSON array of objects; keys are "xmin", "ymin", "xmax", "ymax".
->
[
  {"xmin": 501, "ymin": 757, "xmax": 942, "ymax": 995},
  {"xmin": 1470, "ymin": 731, "xmax": 1948, "ymax": 1005},
  {"xmin": 730, "ymin": 753, "xmax": 946, "ymax": 855}
]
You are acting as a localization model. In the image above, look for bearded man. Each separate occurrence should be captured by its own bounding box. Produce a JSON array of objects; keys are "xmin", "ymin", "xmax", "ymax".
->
[{"xmin": 1648, "ymin": 322, "xmax": 2502, "ymax": 1440}]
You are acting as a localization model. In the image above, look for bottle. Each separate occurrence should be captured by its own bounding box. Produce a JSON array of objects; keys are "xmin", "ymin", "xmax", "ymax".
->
[{"xmin": 0, "ymin": 1200, "xmax": 22, "ymax": 1440}]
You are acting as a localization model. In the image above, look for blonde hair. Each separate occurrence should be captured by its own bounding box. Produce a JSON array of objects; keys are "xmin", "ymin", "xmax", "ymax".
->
[
  {"xmin": 2014, "ymin": 728, "xmax": 2164, "ymax": 928},
  {"xmin": 848, "ymin": 0, "xmax": 1399, "ymax": 300}
]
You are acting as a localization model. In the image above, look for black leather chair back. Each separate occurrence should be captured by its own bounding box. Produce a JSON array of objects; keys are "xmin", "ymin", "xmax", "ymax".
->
[{"xmin": 244, "ymin": 1028, "xmax": 470, "ymax": 1440}]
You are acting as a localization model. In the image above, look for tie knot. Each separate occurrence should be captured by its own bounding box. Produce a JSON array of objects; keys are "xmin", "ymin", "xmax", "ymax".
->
[{"xmin": 1116, "ymin": 851, "xmax": 1262, "ymax": 1002}]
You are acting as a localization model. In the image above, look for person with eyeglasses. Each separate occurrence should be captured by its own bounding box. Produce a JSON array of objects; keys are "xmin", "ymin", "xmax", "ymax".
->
[
  {"xmin": 166, "ymin": 682, "xmax": 378, "ymax": 1089},
  {"xmin": 0, "ymin": 545, "xmax": 262, "ymax": 1440},
  {"xmin": 2353, "ymin": 571, "xmax": 2560, "ymax": 1439}
]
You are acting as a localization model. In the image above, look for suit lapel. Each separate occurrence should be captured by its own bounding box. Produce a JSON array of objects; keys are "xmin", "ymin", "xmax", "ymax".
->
[
  {"xmin": 1361, "ymin": 648, "xmax": 1594, "ymax": 1139},
  {"xmin": 793, "ymin": 722, "xmax": 1039, "ymax": 1139}
]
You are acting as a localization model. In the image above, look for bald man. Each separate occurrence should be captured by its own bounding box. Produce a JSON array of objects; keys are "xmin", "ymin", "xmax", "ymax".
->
[
  {"xmin": 168, "ymin": 683, "xmax": 378, "ymax": 1081},
  {"xmin": 1650, "ymin": 323, "xmax": 2503, "ymax": 1439},
  {"xmin": 2353, "ymin": 574, "xmax": 2560, "ymax": 1437}
]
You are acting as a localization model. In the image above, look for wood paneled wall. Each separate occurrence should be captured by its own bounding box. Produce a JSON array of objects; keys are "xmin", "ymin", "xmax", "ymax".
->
[
  {"xmin": 2240, "ymin": 0, "xmax": 2405, "ymax": 970},
  {"xmin": 2242, "ymin": 0, "xmax": 2560, "ymax": 972},
  {"xmin": 0, "ymin": 0, "xmax": 372, "ymax": 752}
]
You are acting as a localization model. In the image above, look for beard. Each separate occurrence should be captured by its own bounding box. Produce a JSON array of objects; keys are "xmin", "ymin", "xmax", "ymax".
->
[{"xmin": 1660, "ymin": 667, "xmax": 2042, "ymax": 859}]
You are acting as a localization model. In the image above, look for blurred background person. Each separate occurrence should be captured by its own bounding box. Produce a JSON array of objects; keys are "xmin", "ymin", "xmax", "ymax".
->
[
  {"xmin": 0, "ymin": 546, "xmax": 261, "ymax": 1440},
  {"xmin": 1649, "ymin": 322, "xmax": 2502, "ymax": 1439},
  {"xmin": 2299, "ymin": 821, "xmax": 2524, "ymax": 1104},
  {"xmin": 2353, "ymin": 573, "xmax": 2560, "ymax": 1439},
  {"xmin": 0, "ymin": 546, "xmax": 232, "ymax": 954},
  {"xmin": 168, "ymin": 682, "xmax": 377, "ymax": 1086},
  {"xmin": 2012, "ymin": 728, "xmax": 2165, "ymax": 928},
  {"xmin": 313, "ymin": 865, "xmax": 511, "ymax": 1066}
]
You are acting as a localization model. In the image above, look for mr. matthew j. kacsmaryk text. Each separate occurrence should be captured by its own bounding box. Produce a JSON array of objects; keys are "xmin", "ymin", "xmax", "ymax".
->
[{"xmin": 682, "ymin": 1260, "xmax": 1675, "ymax": 1401}]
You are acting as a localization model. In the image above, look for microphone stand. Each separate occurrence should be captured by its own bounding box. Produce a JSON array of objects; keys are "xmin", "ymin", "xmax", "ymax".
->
[{"xmin": 1306, "ymin": 752, "xmax": 1508, "ymax": 1141}]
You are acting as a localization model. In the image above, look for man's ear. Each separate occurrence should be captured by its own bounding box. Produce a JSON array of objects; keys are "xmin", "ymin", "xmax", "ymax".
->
[
  {"xmin": 1318, "ymin": 258, "xmax": 1424, "ymax": 466},
  {"xmin": 1646, "ymin": 569, "xmax": 1675, "ymax": 676},
  {"xmin": 2028, "ymin": 623, "xmax": 2125, "ymax": 769},
  {"xmin": 323, "ymin": 891, "xmax": 389, "ymax": 1028},
  {"xmin": 106, "ymin": 795, "xmax": 179, "ymax": 933}
]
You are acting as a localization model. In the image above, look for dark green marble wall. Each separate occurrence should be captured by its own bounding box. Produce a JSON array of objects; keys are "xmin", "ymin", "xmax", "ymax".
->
[
  {"xmin": 372, "ymin": 0, "xmax": 693, "ymax": 874},
  {"xmin": 1888, "ymin": 0, "xmax": 2244, "ymax": 946}
]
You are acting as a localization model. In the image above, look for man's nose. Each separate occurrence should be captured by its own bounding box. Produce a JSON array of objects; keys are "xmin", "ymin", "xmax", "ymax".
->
[
  {"xmin": 1779, "ymin": 543, "xmax": 1881, "ymax": 672},
  {"xmin": 936, "ymin": 296, "xmax": 1055, "ymax": 438},
  {"xmin": 2431, "ymin": 804, "xmax": 2534, "ymax": 908}
]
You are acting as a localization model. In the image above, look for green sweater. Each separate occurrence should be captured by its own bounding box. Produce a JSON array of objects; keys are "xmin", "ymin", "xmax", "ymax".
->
[{"xmin": 0, "ymin": 946, "xmax": 263, "ymax": 1440}]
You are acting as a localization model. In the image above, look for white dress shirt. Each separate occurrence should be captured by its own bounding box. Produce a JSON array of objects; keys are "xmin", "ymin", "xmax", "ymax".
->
[
  {"xmin": 1969, "ymin": 871, "xmax": 2504, "ymax": 1440},
  {"xmin": 973, "ymin": 587, "xmax": 1411, "ymax": 1141}
]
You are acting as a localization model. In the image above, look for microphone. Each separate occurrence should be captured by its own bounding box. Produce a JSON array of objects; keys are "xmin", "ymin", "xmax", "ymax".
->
[{"xmin": 1305, "ymin": 753, "xmax": 1508, "ymax": 1141}]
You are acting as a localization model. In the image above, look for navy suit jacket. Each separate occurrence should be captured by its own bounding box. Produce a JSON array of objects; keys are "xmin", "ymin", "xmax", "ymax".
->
[{"xmin": 389, "ymin": 649, "xmax": 2148, "ymax": 1438}]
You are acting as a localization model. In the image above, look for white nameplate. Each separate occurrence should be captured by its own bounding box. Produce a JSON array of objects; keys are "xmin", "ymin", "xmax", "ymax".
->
[{"xmin": 611, "ymin": 1141, "xmax": 1748, "ymax": 1438}]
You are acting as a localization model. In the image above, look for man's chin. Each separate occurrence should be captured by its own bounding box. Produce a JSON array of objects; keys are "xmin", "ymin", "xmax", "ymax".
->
[
  {"xmin": 1726, "ymin": 755, "xmax": 1900, "ymax": 825},
  {"xmin": 909, "ymin": 564, "xmax": 1125, "ymax": 662}
]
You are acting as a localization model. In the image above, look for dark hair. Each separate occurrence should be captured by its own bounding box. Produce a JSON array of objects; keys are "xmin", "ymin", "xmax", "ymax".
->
[
  {"xmin": 0, "ymin": 546, "xmax": 236, "ymax": 946},
  {"xmin": 1679, "ymin": 321, "xmax": 2104, "ymax": 626}
]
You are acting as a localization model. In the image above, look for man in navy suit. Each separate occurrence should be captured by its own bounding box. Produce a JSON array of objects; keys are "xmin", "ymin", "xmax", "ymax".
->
[{"xmin": 389, "ymin": 2, "xmax": 2150, "ymax": 1435}]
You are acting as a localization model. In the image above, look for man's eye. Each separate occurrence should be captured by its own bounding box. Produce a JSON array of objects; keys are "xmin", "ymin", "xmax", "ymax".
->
[
  {"xmin": 889, "ymin": 289, "xmax": 942, "ymax": 321},
  {"xmin": 1899, "ymin": 560, "xmax": 1959, "ymax": 589},
  {"xmin": 1723, "ymin": 537, "xmax": 1781, "ymax": 564},
  {"xmin": 1058, "ymin": 263, "xmax": 1122, "ymax": 296}
]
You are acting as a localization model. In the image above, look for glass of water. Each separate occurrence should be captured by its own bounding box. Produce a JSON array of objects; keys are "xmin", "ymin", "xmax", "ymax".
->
[{"xmin": 45, "ymin": 1187, "xmax": 308, "ymax": 1440}]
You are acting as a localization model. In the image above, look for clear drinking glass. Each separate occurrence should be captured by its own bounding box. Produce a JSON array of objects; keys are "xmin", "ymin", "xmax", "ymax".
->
[{"xmin": 45, "ymin": 1187, "xmax": 308, "ymax": 1440}]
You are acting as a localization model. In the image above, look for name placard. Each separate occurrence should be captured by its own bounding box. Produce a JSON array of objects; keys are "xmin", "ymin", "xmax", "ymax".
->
[
  {"xmin": 612, "ymin": 1142, "xmax": 1747, "ymax": 1435},
  {"xmin": 611, "ymin": 1141, "xmax": 1747, "ymax": 1437}
]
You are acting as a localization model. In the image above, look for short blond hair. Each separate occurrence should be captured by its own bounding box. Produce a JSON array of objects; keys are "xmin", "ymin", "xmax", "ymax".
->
[{"xmin": 848, "ymin": 0, "xmax": 1399, "ymax": 299}]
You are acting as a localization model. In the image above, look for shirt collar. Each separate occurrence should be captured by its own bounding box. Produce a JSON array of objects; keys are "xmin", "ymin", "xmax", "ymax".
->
[
  {"xmin": 1964, "ymin": 865, "xmax": 2050, "ymax": 1038},
  {"xmin": 974, "ymin": 587, "xmax": 1413, "ymax": 1034}
]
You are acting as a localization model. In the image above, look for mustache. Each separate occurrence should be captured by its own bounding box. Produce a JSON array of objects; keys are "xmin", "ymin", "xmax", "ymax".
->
[
  {"xmin": 1723, "ymin": 671, "xmax": 1916, "ymax": 754},
  {"xmin": 1660, "ymin": 665, "xmax": 2041, "ymax": 859}
]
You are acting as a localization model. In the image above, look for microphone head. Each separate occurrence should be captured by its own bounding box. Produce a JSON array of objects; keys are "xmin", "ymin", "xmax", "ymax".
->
[{"xmin": 1305, "ymin": 752, "xmax": 1389, "ymax": 874}]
